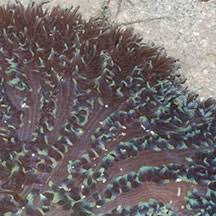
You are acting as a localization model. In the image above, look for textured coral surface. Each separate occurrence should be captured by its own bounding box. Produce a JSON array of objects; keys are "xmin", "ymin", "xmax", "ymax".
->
[{"xmin": 0, "ymin": 2, "xmax": 215, "ymax": 216}]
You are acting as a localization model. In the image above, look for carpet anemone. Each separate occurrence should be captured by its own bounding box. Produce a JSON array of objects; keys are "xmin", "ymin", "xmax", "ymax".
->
[{"xmin": 0, "ymin": 2, "xmax": 215, "ymax": 216}]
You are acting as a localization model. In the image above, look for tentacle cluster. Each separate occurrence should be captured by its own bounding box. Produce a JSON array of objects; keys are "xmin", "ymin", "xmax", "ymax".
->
[{"xmin": 0, "ymin": 2, "xmax": 215, "ymax": 216}]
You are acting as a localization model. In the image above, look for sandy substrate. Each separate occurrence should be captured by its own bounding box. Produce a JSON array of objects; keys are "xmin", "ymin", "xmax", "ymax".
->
[{"xmin": 1, "ymin": 0, "xmax": 216, "ymax": 99}]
